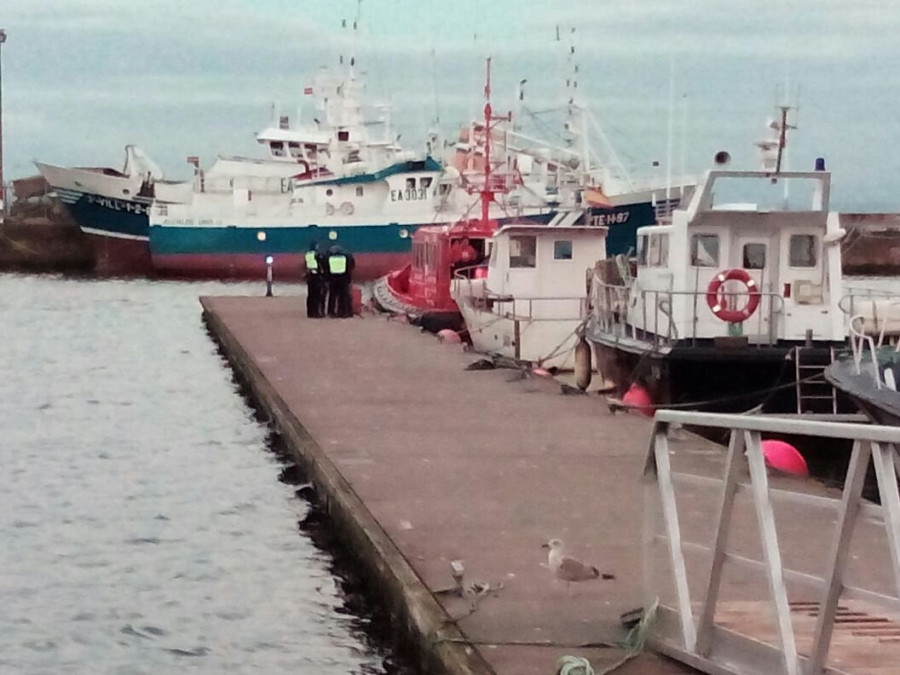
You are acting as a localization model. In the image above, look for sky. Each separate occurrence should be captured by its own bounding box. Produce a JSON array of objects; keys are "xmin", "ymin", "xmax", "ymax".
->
[{"xmin": 3, "ymin": 0, "xmax": 900, "ymax": 210}]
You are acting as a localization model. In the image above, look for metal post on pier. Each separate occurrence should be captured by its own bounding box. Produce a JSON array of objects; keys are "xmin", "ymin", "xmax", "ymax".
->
[{"xmin": 265, "ymin": 256, "xmax": 274, "ymax": 297}]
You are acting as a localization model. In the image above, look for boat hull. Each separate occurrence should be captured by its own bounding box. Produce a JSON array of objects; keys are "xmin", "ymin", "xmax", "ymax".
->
[
  {"xmin": 590, "ymin": 335, "xmax": 847, "ymax": 415},
  {"xmin": 150, "ymin": 214, "xmax": 554, "ymax": 282},
  {"xmin": 825, "ymin": 359, "xmax": 900, "ymax": 425}
]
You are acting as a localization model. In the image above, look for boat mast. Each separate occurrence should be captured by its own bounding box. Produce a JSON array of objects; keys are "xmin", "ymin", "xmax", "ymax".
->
[{"xmin": 481, "ymin": 58, "xmax": 493, "ymax": 226}]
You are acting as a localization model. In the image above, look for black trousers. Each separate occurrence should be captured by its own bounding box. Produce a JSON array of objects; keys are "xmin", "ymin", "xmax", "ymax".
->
[
  {"xmin": 306, "ymin": 273, "xmax": 326, "ymax": 317},
  {"xmin": 327, "ymin": 276, "xmax": 352, "ymax": 317}
]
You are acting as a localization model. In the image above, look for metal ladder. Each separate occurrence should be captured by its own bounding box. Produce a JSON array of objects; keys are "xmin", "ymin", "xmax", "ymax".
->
[{"xmin": 794, "ymin": 346, "xmax": 838, "ymax": 414}]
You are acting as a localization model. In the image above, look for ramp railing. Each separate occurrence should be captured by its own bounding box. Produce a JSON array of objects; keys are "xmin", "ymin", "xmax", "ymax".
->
[{"xmin": 644, "ymin": 411, "xmax": 900, "ymax": 675}]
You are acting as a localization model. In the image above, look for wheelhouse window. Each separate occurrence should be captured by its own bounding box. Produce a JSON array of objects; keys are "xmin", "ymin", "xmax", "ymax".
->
[
  {"xmin": 743, "ymin": 243, "xmax": 766, "ymax": 269},
  {"xmin": 439, "ymin": 183, "xmax": 451, "ymax": 196},
  {"xmin": 355, "ymin": 186, "xmax": 364, "ymax": 197},
  {"xmin": 337, "ymin": 130, "xmax": 350, "ymax": 142},
  {"xmin": 270, "ymin": 141, "xmax": 286, "ymax": 158},
  {"xmin": 420, "ymin": 176, "xmax": 433, "ymax": 189},
  {"xmin": 288, "ymin": 142, "xmax": 302, "ymax": 159},
  {"xmin": 405, "ymin": 177, "xmax": 416, "ymax": 190},
  {"xmin": 553, "ymin": 240, "xmax": 573, "ymax": 260},
  {"xmin": 648, "ymin": 233, "xmax": 669, "ymax": 267},
  {"xmin": 690, "ymin": 234, "xmax": 719, "ymax": 267},
  {"xmin": 509, "ymin": 235, "xmax": 537, "ymax": 268},
  {"xmin": 789, "ymin": 234, "xmax": 817, "ymax": 267}
]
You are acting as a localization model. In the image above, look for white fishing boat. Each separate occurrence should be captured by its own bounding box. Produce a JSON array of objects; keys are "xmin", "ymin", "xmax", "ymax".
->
[{"xmin": 450, "ymin": 218, "xmax": 607, "ymax": 370}]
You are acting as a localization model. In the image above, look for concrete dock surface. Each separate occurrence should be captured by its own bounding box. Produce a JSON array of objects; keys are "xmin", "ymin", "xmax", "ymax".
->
[{"xmin": 199, "ymin": 296, "xmax": 705, "ymax": 675}]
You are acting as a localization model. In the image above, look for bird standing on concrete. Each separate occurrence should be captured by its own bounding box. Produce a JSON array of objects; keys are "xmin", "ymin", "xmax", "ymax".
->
[{"xmin": 542, "ymin": 538, "xmax": 614, "ymax": 594}]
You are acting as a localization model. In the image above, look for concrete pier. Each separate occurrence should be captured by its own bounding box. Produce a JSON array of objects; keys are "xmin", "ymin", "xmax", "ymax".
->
[{"xmin": 201, "ymin": 296, "xmax": 696, "ymax": 675}]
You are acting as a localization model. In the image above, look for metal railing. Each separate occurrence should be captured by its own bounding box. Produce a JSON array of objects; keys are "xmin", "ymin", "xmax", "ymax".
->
[
  {"xmin": 645, "ymin": 411, "xmax": 900, "ymax": 675},
  {"xmin": 590, "ymin": 277, "xmax": 785, "ymax": 347},
  {"xmin": 452, "ymin": 269, "xmax": 589, "ymax": 323}
]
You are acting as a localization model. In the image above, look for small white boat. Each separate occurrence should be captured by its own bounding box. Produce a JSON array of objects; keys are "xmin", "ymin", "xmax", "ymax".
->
[{"xmin": 451, "ymin": 217, "xmax": 608, "ymax": 370}]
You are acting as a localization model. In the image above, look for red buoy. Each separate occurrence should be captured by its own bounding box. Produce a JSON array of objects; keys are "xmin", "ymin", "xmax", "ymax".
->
[
  {"xmin": 761, "ymin": 439, "xmax": 808, "ymax": 476},
  {"xmin": 622, "ymin": 383, "xmax": 654, "ymax": 416}
]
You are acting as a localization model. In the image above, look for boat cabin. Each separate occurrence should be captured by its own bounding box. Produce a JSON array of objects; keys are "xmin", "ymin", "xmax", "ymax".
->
[{"xmin": 591, "ymin": 168, "xmax": 846, "ymax": 346}]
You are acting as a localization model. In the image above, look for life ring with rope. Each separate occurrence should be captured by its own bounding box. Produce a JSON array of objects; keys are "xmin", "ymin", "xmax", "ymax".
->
[{"xmin": 706, "ymin": 268, "xmax": 761, "ymax": 323}]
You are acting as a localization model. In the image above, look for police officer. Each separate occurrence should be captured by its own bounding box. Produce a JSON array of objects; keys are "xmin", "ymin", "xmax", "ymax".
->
[
  {"xmin": 326, "ymin": 244, "xmax": 355, "ymax": 318},
  {"xmin": 304, "ymin": 241, "xmax": 326, "ymax": 318}
]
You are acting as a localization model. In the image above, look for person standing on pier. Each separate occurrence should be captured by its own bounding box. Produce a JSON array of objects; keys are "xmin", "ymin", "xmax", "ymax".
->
[
  {"xmin": 326, "ymin": 244, "xmax": 355, "ymax": 318},
  {"xmin": 305, "ymin": 242, "xmax": 327, "ymax": 318}
]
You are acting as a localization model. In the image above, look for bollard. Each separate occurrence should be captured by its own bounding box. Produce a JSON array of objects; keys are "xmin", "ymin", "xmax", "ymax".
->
[{"xmin": 265, "ymin": 255, "xmax": 274, "ymax": 297}]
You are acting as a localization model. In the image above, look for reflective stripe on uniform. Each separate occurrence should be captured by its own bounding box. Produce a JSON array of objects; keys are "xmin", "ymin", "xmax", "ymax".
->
[
  {"xmin": 329, "ymin": 255, "xmax": 347, "ymax": 274},
  {"xmin": 305, "ymin": 251, "xmax": 319, "ymax": 271}
]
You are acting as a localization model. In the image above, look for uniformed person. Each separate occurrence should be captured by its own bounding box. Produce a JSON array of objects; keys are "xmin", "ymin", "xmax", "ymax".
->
[
  {"xmin": 326, "ymin": 244, "xmax": 355, "ymax": 318},
  {"xmin": 304, "ymin": 242, "xmax": 326, "ymax": 317}
]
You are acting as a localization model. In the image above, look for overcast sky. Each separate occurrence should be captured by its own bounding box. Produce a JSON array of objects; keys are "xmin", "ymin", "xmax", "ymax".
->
[{"xmin": 4, "ymin": 0, "xmax": 900, "ymax": 210}]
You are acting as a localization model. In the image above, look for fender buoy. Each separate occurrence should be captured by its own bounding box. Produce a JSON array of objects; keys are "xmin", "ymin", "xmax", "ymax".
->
[
  {"xmin": 574, "ymin": 337, "xmax": 592, "ymax": 391},
  {"xmin": 622, "ymin": 383, "xmax": 654, "ymax": 417},
  {"xmin": 706, "ymin": 268, "xmax": 761, "ymax": 323},
  {"xmin": 761, "ymin": 439, "xmax": 808, "ymax": 476}
]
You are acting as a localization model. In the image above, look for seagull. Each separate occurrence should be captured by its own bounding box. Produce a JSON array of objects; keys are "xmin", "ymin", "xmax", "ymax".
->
[{"xmin": 542, "ymin": 538, "xmax": 614, "ymax": 594}]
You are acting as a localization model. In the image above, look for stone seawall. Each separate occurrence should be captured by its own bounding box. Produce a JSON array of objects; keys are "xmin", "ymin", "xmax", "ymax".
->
[
  {"xmin": 0, "ymin": 218, "xmax": 94, "ymax": 273},
  {"xmin": 841, "ymin": 214, "xmax": 900, "ymax": 276}
]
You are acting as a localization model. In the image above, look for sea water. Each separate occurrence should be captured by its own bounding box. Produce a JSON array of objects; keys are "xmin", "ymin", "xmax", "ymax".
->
[{"xmin": 0, "ymin": 273, "xmax": 410, "ymax": 674}]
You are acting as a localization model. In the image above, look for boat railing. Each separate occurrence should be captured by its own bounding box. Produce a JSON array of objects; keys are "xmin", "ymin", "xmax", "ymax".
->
[
  {"xmin": 848, "ymin": 315, "xmax": 883, "ymax": 388},
  {"xmin": 839, "ymin": 294, "xmax": 900, "ymax": 346},
  {"xmin": 451, "ymin": 267, "xmax": 588, "ymax": 322},
  {"xmin": 590, "ymin": 277, "xmax": 785, "ymax": 347}
]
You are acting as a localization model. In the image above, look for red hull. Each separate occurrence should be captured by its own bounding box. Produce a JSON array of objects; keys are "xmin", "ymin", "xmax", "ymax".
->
[
  {"xmin": 151, "ymin": 251, "xmax": 412, "ymax": 282},
  {"xmin": 88, "ymin": 234, "xmax": 154, "ymax": 276}
]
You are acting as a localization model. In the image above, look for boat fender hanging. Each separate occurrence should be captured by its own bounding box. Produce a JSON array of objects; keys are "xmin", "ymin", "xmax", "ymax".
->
[
  {"xmin": 574, "ymin": 337, "xmax": 592, "ymax": 391},
  {"xmin": 706, "ymin": 268, "xmax": 761, "ymax": 323}
]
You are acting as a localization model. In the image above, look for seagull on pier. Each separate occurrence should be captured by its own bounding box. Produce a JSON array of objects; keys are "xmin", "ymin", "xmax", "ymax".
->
[{"xmin": 542, "ymin": 538, "xmax": 614, "ymax": 594}]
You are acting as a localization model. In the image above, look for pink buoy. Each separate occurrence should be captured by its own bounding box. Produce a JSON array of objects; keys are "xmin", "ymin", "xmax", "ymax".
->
[
  {"xmin": 761, "ymin": 439, "xmax": 809, "ymax": 477},
  {"xmin": 622, "ymin": 383, "xmax": 654, "ymax": 417},
  {"xmin": 436, "ymin": 329, "xmax": 462, "ymax": 344},
  {"xmin": 532, "ymin": 367, "xmax": 551, "ymax": 377}
]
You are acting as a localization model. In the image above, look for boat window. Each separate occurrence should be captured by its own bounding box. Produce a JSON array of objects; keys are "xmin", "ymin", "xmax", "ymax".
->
[
  {"xmin": 554, "ymin": 240, "xmax": 573, "ymax": 260},
  {"xmin": 288, "ymin": 142, "xmax": 302, "ymax": 159},
  {"xmin": 337, "ymin": 130, "xmax": 350, "ymax": 142},
  {"xmin": 439, "ymin": 183, "xmax": 451, "ymax": 197},
  {"xmin": 637, "ymin": 235, "xmax": 648, "ymax": 266},
  {"xmin": 648, "ymin": 234, "xmax": 669, "ymax": 267},
  {"xmin": 406, "ymin": 177, "xmax": 416, "ymax": 190},
  {"xmin": 420, "ymin": 176, "xmax": 433, "ymax": 189},
  {"xmin": 789, "ymin": 234, "xmax": 817, "ymax": 267},
  {"xmin": 510, "ymin": 235, "xmax": 537, "ymax": 268},
  {"xmin": 356, "ymin": 186, "xmax": 364, "ymax": 197},
  {"xmin": 690, "ymin": 234, "xmax": 719, "ymax": 267},
  {"xmin": 743, "ymin": 243, "xmax": 766, "ymax": 269},
  {"xmin": 270, "ymin": 141, "xmax": 286, "ymax": 158},
  {"xmin": 326, "ymin": 188, "xmax": 334, "ymax": 197}
]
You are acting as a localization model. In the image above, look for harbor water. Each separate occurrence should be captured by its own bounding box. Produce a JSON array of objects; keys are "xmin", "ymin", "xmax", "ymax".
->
[{"xmin": 0, "ymin": 273, "xmax": 410, "ymax": 674}]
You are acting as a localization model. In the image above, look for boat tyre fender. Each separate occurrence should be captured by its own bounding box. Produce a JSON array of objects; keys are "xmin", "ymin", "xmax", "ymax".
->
[
  {"xmin": 706, "ymin": 268, "xmax": 761, "ymax": 323},
  {"xmin": 340, "ymin": 201, "xmax": 354, "ymax": 215}
]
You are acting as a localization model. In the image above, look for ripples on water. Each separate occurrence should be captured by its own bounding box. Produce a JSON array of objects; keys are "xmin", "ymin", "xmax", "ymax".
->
[{"xmin": 0, "ymin": 274, "xmax": 408, "ymax": 675}]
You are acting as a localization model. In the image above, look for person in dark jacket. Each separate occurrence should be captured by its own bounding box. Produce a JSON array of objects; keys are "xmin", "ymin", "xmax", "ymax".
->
[
  {"xmin": 326, "ymin": 244, "xmax": 355, "ymax": 318},
  {"xmin": 304, "ymin": 241, "xmax": 327, "ymax": 318}
]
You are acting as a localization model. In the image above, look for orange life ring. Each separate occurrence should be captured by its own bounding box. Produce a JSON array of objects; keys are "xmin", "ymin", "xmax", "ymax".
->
[{"xmin": 706, "ymin": 268, "xmax": 761, "ymax": 323}]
